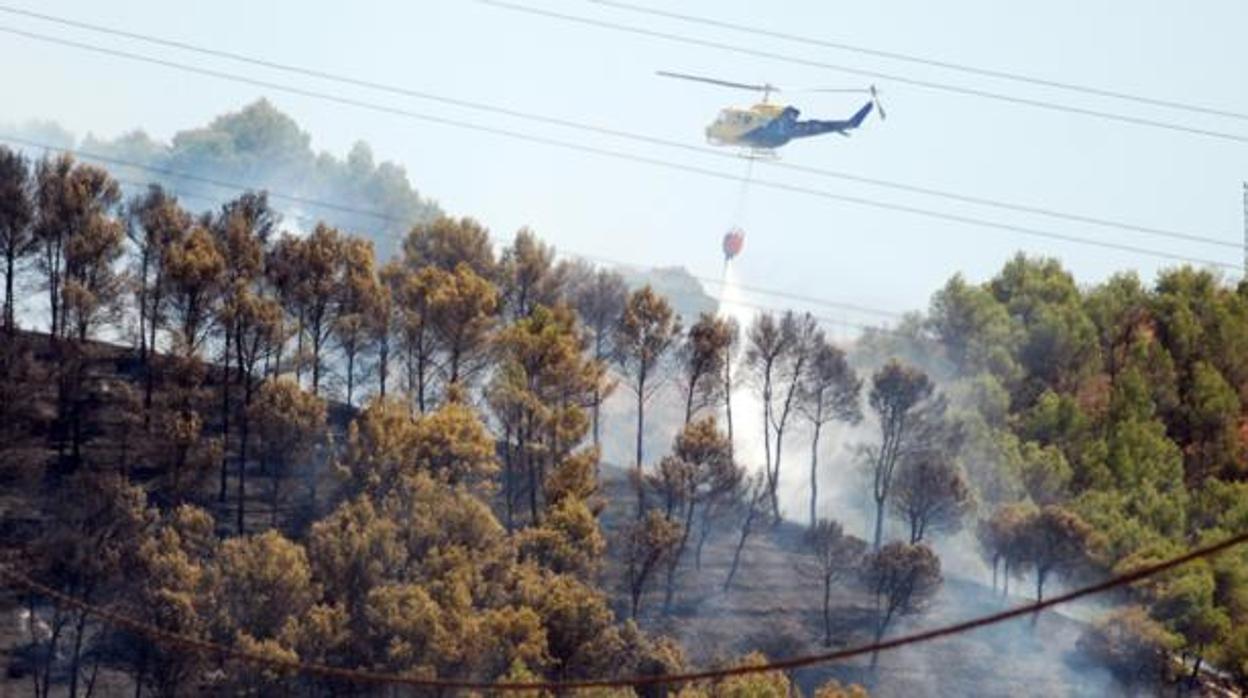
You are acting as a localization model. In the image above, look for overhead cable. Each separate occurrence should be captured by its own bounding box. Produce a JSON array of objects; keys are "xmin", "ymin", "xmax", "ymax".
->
[
  {"xmin": 0, "ymin": 28, "xmax": 1234, "ymax": 272},
  {"xmin": 473, "ymin": 0, "xmax": 1248, "ymax": 146},
  {"xmin": 3, "ymin": 527, "xmax": 1247, "ymax": 689},
  {"xmin": 0, "ymin": 6, "xmax": 1235, "ymax": 250},
  {"xmin": 575, "ymin": 0, "xmax": 1248, "ymax": 123}
]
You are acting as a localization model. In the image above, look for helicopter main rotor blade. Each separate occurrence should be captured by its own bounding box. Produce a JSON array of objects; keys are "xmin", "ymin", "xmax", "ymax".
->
[
  {"xmin": 796, "ymin": 87, "xmax": 874, "ymax": 94},
  {"xmin": 656, "ymin": 70, "xmax": 778, "ymax": 94}
]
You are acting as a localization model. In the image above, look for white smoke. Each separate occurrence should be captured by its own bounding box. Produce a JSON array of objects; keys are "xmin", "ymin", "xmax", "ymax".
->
[
  {"xmin": 717, "ymin": 261, "xmax": 870, "ymax": 527},
  {"xmin": 717, "ymin": 261, "xmax": 766, "ymax": 475}
]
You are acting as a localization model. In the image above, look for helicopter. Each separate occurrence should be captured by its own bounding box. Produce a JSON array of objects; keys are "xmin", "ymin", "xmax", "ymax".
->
[{"xmin": 658, "ymin": 71, "xmax": 885, "ymax": 159}]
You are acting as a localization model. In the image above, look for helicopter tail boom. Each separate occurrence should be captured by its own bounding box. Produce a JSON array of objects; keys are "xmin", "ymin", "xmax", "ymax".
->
[
  {"xmin": 788, "ymin": 101, "xmax": 874, "ymax": 140},
  {"xmin": 848, "ymin": 101, "xmax": 875, "ymax": 128}
]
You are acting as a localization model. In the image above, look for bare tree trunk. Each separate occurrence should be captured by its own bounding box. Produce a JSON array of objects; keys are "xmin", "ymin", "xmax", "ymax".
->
[
  {"xmin": 68, "ymin": 607, "xmax": 88, "ymax": 698},
  {"xmin": 294, "ymin": 312, "xmax": 304, "ymax": 385},
  {"xmin": 29, "ymin": 596, "xmax": 52, "ymax": 698},
  {"xmin": 724, "ymin": 503, "xmax": 757, "ymax": 592},
  {"xmin": 527, "ymin": 418, "xmax": 540, "ymax": 526},
  {"xmin": 148, "ymin": 280, "xmax": 162, "ymax": 359},
  {"xmin": 769, "ymin": 376, "xmax": 802, "ymax": 523},
  {"xmin": 417, "ymin": 350, "xmax": 427, "ymax": 414},
  {"xmin": 723, "ymin": 360, "xmax": 735, "ymax": 462},
  {"xmin": 822, "ymin": 575, "xmax": 833, "ymax": 646},
  {"xmin": 238, "ymin": 379, "xmax": 252, "ymax": 535},
  {"xmin": 872, "ymin": 493, "xmax": 886, "ymax": 552},
  {"xmin": 311, "ymin": 326, "xmax": 322, "ymax": 396},
  {"xmin": 771, "ymin": 427, "xmax": 785, "ymax": 521},
  {"xmin": 592, "ymin": 334, "xmax": 604, "ymax": 450},
  {"xmin": 503, "ymin": 423, "xmax": 515, "ymax": 533},
  {"xmin": 635, "ymin": 373, "xmax": 646, "ymax": 516},
  {"xmin": 84, "ymin": 655, "xmax": 100, "ymax": 698},
  {"xmin": 136, "ymin": 248, "xmax": 149, "ymax": 360},
  {"xmin": 47, "ymin": 242, "xmax": 61, "ymax": 341},
  {"xmin": 346, "ymin": 345, "xmax": 355, "ymax": 406},
  {"xmin": 273, "ymin": 320, "xmax": 285, "ymax": 379},
  {"xmin": 516, "ymin": 414, "xmax": 536, "ymax": 526},
  {"xmin": 591, "ymin": 386, "xmax": 602, "ymax": 451},
  {"xmin": 683, "ymin": 376, "xmax": 696, "ymax": 426},
  {"xmin": 870, "ymin": 609, "xmax": 892, "ymax": 670},
  {"xmin": 144, "ymin": 279, "xmax": 161, "ymax": 426},
  {"xmin": 219, "ymin": 325, "xmax": 232, "ymax": 503},
  {"xmin": 3, "ymin": 253, "xmax": 14, "ymax": 332},
  {"xmin": 695, "ymin": 506, "xmax": 713, "ymax": 570},
  {"xmin": 271, "ymin": 463, "xmax": 282, "ymax": 529},
  {"xmin": 809, "ymin": 418, "xmax": 823, "ymax": 528},
  {"xmin": 449, "ymin": 346, "xmax": 462, "ymax": 387},
  {"xmin": 761, "ymin": 381, "xmax": 773, "ymax": 514},
  {"xmin": 663, "ymin": 500, "xmax": 696, "ymax": 613},
  {"xmin": 237, "ymin": 448, "xmax": 248, "ymax": 535},
  {"xmin": 378, "ymin": 336, "xmax": 389, "ymax": 399}
]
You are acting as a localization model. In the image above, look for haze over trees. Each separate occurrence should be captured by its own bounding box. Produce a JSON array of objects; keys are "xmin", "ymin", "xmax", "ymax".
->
[
  {"xmin": 14, "ymin": 100, "xmax": 443, "ymax": 259},
  {"xmin": 5, "ymin": 104, "xmax": 1248, "ymax": 696}
]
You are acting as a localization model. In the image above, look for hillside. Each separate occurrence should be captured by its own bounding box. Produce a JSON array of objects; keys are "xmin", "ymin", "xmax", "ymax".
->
[
  {"xmin": 0, "ymin": 325, "xmax": 1132, "ymax": 697},
  {"xmin": 0, "ymin": 330, "xmax": 1122, "ymax": 696},
  {"xmin": 596, "ymin": 466, "xmax": 1129, "ymax": 697},
  {"xmin": 4, "ymin": 129, "xmax": 1248, "ymax": 698}
]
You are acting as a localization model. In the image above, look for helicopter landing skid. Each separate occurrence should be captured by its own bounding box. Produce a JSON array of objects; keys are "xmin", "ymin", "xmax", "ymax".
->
[{"xmin": 739, "ymin": 148, "xmax": 779, "ymax": 161}]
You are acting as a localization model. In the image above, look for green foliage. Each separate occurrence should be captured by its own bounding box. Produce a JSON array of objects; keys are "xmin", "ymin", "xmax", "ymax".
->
[
  {"xmin": 706, "ymin": 652, "xmax": 791, "ymax": 698},
  {"xmin": 15, "ymin": 138, "xmax": 1248, "ymax": 693},
  {"xmin": 988, "ymin": 254, "xmax": 1100, "ymax": 403},
  {"xmin": 1018, "ymin": 441, "xmax": 1072, "ymax": 505},
  {"xmin": 1077, "ymin": 606, "xmax": 1180, "ymax": 687},
  {"xmin": 928, "ymin": 273, "xmax": 1019, "ymax": 382},
  {"xmin": 1180, "ymin": 361, "xmax": 1243, "ymax": 481}
]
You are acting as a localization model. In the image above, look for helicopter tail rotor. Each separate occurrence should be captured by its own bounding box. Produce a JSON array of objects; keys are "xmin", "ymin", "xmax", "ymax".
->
[{"xmin": 870, "ymin": 84, "xmax": 887, "ymax": 120}]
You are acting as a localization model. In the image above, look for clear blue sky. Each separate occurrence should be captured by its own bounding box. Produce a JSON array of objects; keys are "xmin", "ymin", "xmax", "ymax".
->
[{"xmin": 2, "ymin": 0, "xmax": 1245, "ymax": 330}]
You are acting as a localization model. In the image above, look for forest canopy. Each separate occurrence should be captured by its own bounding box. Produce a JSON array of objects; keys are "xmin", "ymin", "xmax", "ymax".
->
[{"xmin": 2, "ymin": 125, "xmax": 1248, "ymax": 696}]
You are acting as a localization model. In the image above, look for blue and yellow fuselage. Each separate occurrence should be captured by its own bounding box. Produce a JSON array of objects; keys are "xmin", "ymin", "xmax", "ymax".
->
[{"xmin": 705, "ymin": 101, "xmax": 874, "ymax": 150}]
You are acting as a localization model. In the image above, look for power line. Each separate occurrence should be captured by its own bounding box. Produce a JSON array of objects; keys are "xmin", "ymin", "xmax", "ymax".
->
[
  {"xmin": 0, "ymin": 134, "xmax": 398, "ymax": 223},
  {"xmin": 702, "ymin": 277, "xmax": 906, "ymax": 319},
  {"xmin": 473, "ymin": 0, "xmax": 1248, "ymax": 146},
  {"xmin": 3, "ymin": 135, "xmax": 902, "ymax": 326},
  {"xmin": 3, "ymin": 527, "xmax": 1247, "ymax": 689},
  {"xmin": 1, "ymin": 5, "xmax": 1235, "ymax": 251},
  {"xmin": 572, "ymin": 250, "xmax": 901, "ymax": 319},
  {"xmin": 576, "ymin": 0, "xmax": 1248, "ymax": 123},
  {"xmin": 0, "ymin": 28, "xmax": 1236, "ymax": 274},
  {"xmin": 110, "ymin": 163, "xmax": 878, "ymax": 330},
  {"xmin": 562, "ymin": 252, "xmax": 880, "ymax": 331},
  {"xmin": 70, "ymin": 155, "xmax": 883, "ymax": 331},
  {"xmin": 25, "ymin": 156, "xmax": 884, "ymax": 335},
  {"xmin": 117, "ymin": 169, "xmax": 876, "ymax": 331}
]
